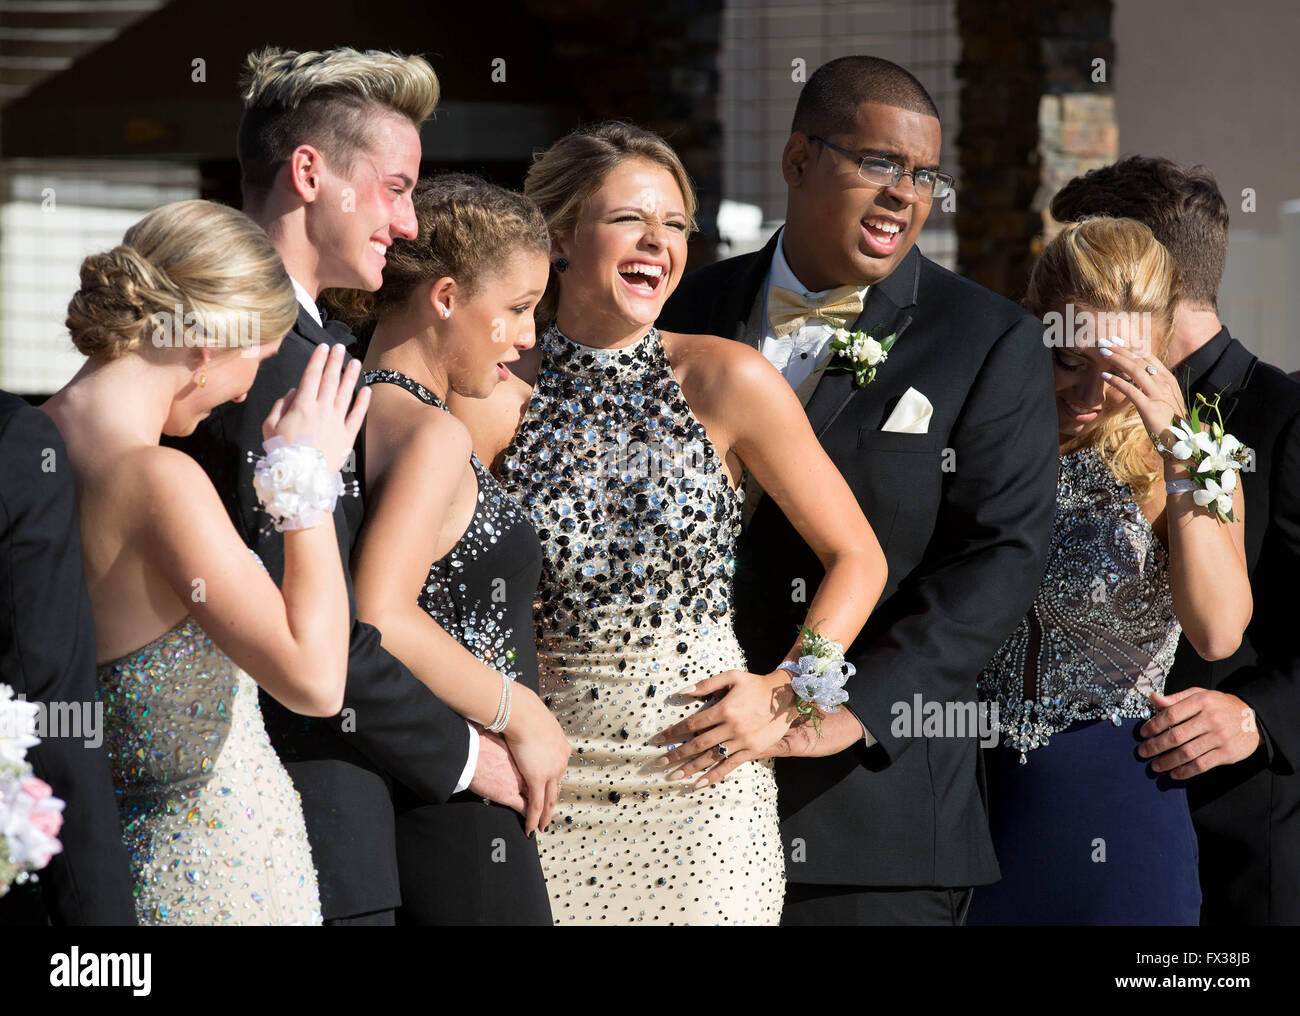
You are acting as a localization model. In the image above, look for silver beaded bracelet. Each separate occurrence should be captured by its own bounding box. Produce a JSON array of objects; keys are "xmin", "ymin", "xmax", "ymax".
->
[{"xmin": 486, "ymin": 670, "xmax": 513, "ymax": 733}]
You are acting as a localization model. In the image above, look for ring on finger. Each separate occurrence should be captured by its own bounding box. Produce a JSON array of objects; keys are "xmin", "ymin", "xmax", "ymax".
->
[
  {"xmin": 716, "ymin": 742, "xmax": 729, "ymax": 760},
  {"xmin": 1145, "ymin": 364, "xmax": 1159, "ymax": 376}
]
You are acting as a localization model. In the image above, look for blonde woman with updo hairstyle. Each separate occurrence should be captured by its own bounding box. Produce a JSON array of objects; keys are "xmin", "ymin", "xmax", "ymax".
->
[
  {"xmin": 42, "ymin": 198, "xmax": 371, "ymax": 925},
  {"xmin": 326, "ymin": 173, "xmax": 562, "ymax": 925},
  {"xmin": 450, "ymin": 122, "xmax": 888, "ymax": 925},
  {"xmin": 970, "ymin": 216, "xmax": 1251, "ymax": 925}
]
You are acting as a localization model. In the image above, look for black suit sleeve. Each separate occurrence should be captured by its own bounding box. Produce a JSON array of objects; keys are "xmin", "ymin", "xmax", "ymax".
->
[
  {"xmin": 846, "ymin": 316, "xmax": 1059, "ymax": 763},
  {"xmin": 172, "ymin": 336, "xmax": 470, "ymax": 804},
  {"xmin": 1224, "ymin": 409, "xmax": 1300, "ymax": 773},
  {"xmin": 0, "ymin": 399, "xmax": 136, "ymax": 925}
]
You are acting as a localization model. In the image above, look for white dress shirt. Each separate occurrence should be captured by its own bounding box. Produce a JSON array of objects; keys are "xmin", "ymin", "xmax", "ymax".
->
[
  {"xmin": 288, "ymin": 276, "xmax": 480, "ymax": 793},
  {"xmin": 751, "ymin": 249, "xmax": 878, "ymax": 748},
  {"xmin": 758, "ymin": 228, "xmax": 870, "ymax": 393},
  {"xmin": 289, "ymin": 275, "xmax": 323, "ymax": 327}
]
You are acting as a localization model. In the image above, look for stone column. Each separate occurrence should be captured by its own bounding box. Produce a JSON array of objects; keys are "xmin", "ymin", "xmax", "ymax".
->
[
  {"xmin": 523, "ymin": 0, "xmax": 725, "ymax": 267},
  {"xmin": 956, "ymin": 0, "xmax": 1115, "ymax": 300}
]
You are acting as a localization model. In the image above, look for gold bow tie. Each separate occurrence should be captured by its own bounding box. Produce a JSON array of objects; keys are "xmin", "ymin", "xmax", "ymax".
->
[{"xmin": 767, "ymin": 284, "xmax": 864, "ymax": 339}]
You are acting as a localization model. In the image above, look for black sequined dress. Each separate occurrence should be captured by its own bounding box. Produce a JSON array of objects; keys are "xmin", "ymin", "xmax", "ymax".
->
[
  {"xmin": 498, "ymin": 324, "xmax": 785, "ymax": 925},
  {"xmin": 363, "ymin": 368, "xmax": 551, "ymax": 925}
]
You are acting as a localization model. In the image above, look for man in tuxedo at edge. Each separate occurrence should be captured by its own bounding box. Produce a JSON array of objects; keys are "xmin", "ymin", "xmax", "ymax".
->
[
  {"xmin": 1053, "ymin": 157, "xmax": 1300, "ymax": 925},
  {"xmin": 0, "ymin": 391, "xmax": 136, "ymax": 926},
  {"xmin": 169, "ymin": 47, "xmax": 524, "ymax": 925},
  {"xmin": 659, "ymin": 56, "xmax": 1058, "ymax": 925}
]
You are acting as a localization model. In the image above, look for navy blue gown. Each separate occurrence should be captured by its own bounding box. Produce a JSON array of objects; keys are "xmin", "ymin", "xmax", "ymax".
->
[{"xmin": 970, "ymin": 446, "xmax": 1201, "ymax": 925}]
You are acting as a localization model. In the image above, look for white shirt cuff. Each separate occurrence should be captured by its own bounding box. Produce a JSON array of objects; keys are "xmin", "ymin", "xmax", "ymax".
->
[
  {"xmin": 846, "ymin": 706, "xmax": 878, "ymax": 747},
  {"xmin": 453, "ymin": 722, "xmax": 480, "ymax": 794}
]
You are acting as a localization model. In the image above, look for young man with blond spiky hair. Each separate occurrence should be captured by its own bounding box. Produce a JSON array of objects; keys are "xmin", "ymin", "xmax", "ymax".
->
[{"xmin": 170, "ymin": 47, "xmax": 525, "ymax": 926}]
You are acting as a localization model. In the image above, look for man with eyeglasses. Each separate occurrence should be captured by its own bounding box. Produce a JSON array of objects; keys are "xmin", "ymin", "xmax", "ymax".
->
[{"xmin": 659, "ymin": 55, "xmax": 1058, "ymax": 926}]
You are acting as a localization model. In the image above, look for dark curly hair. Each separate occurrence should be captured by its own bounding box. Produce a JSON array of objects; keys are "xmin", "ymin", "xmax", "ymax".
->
[{"xmin": 1050, "ymin": 156, "xmax": 1229, "ymax": 310}]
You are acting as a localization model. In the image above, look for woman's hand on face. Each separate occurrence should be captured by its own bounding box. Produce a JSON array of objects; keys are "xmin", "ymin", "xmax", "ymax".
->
[
  {"xmin": 502, "ymin": 685, "xmax": 572, "ymax": 836},
  {"xmin": 1096, "ymin": 342, "xmax": 1188, "ymax": 442},
  {"xmin": 650, "ymin": 669, "xmax": 800, "ymax": 787},
  {"xmin": 262, "ymin": 343, "xmax": 370, "ymax": 472}
]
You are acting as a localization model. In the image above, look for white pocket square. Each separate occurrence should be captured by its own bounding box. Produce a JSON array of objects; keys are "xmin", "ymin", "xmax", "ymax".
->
[{"xmin": 880, "ymin": 387, "xmax": 933, "ymax": 434}]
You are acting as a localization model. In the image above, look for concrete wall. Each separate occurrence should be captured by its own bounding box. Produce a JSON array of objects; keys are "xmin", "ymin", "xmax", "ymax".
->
[{"xmin": 0, "ymin": 161, "xmax": 198, "ymax": 394}]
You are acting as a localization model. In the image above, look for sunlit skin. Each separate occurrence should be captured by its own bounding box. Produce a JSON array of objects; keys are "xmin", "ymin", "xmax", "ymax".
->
[
  {"xmin": 366, "ymin": 251, "xmax": 550, "ymax": 404},
  {"xmin": 363, "ymin": 251, "xmax": 552, "ymax": 545},
  {"xmin": 172, "ymin": 338, "xmax": 285, "ymax": 434},
  {"xmin": 549, "ymin": 159, "xmax": 690, "ymax": 350},
  {"xmin": 1040, "ymin": 305, "xmax": 1257, "ymax": 777},
  {"xmin": 780, "ymin": 102, "xmax": 942, "ymax": 292},
  {"xmin": 255, "ymin": 112, "xmax": 422, "ymax": 297},
  {"xmin": 51, "ymin": 334, "xmax": 285, "ymax": 440},
  {"xmin": 356, "ymin": 250, "xmax": 568, "ymax": 832},
  {"xmin": 1050, "ymin": 306, "xmax": 1150, "ymax": 451},
  {"xmin": 41, "ymin": 339, "xmax": 365, "ymax": 717},
  {"xmin": 453, "ymin": 160, "xmax": 887, "ymax": 787}
]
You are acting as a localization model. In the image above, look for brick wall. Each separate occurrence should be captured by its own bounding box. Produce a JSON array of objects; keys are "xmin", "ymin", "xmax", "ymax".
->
[{"xmin": 956, "ymin": 0, "xmax": 1115, "ymax": 300}]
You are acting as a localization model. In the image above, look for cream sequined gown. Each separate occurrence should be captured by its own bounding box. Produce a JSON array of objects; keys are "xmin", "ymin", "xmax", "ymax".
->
[
  {"xmin": 499, "ymin": 323, "xmax": 785, "ymax": 925},
  {"xmin": 98, "ymin": 616, "xmax": 322, "ymax": 925}
]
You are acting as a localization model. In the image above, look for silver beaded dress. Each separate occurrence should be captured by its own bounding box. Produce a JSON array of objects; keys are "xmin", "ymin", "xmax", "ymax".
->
[
  {"xmin": 969, "ymin": 444, "xmax": 1199, "ymax": 925},
  {"xmin": 498, "ymin": 323, "xmax": 785, "ymax": 925},
  {"xmin": 98, "ymin": 616, "xmax": 323, "ymax": 925},
  {"xmin": 978, "ymin": 445, "xmax": 1181, "ymax": 756}
]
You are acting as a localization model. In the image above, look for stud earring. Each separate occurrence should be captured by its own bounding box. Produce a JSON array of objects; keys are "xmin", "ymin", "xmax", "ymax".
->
[
  {"xmin": 554, "ymin": 257, "xmax": 568, "ymax": 273},
  {"xmin": 441, "ymin": 306, "xmax": 451, "ymax": 319}
]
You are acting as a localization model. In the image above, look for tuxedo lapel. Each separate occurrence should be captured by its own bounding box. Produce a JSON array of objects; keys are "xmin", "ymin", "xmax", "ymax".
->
[
  {"xmin": 285, "ymin": 303, "xmax": 366, "ymax": 519},
  {"xmin": 713, "ymin": 232, "xmax": 783, "ymax": 342},
  {"xmin": 294, "ymin": 305, "xmax": 331, "ymax": 346},
  {"xmin": 804, "ymin": 246, "xmax": 921, "ymax": 438},
  {"xmin": 740, "ymin": 284, "xmax": 765, "ymax": 350},
  {"xmin": 1191, "ymin": 330, "xmax": 1255, "ymax": 428}
]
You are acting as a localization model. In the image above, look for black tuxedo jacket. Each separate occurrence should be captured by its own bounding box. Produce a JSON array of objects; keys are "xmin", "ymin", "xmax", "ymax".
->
[
  {"xmin": 0, "ymin": 392, "xmax": 135, "ymax": 925},
  {"xmin": 168, "ymin": 308, "xmax": 470, "ymax": 920},
  {"xmin": 1170, "ymin": 327, "xmax": 1300, "ymax": 925},
  {"xmin": 659, "ymin": 234, "xmax": 1058, "ymax": 888}
]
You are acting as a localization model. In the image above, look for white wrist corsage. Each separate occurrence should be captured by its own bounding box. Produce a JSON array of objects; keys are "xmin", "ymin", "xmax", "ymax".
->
[
  {"xmin": 249, "ymin": 436, "xmax": 348, "ymax": 532},
  {"xmin": 777, "ymin": 624, "xmax": 855, "ymax": 737},
  {"xmin": 818, "ymin": 324, "xmax": 897, "ymax": 388},
  {"xmin": 1152, "ymin": 392, "xmax": 1251, "ymax": 523}
]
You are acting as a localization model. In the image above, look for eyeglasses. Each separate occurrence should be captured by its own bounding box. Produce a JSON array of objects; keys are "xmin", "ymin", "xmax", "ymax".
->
[{"xmin": 808, "ymin": 135, "xmax": 954, "ymax": 201}]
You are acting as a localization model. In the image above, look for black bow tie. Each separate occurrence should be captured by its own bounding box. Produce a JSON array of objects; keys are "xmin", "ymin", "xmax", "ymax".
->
[
  {"xmin": 313, "ymin": 302, "xmax": 361, "ymax": 356},
  {"xmin": 322, "ymin": 316, "xmax": 354, "ymax": 343}
]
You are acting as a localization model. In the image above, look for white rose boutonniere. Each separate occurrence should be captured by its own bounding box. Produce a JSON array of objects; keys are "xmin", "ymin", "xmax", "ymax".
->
[{"xmin": 819, "ymin": 324, "xmax": 898, "ymax": 387}]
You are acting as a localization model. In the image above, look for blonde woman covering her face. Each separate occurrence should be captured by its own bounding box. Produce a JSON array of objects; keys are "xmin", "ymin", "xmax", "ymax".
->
[{"xmin": 970, "ymin": 216, "xmax": 1251, "ymax": 925}]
